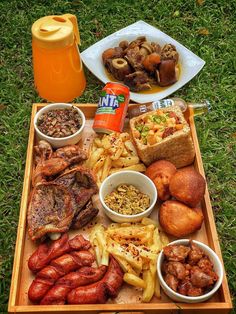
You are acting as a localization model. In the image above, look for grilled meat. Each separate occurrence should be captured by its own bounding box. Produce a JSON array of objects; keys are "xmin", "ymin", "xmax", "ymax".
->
[
  {"xmin": 28, "ymin": 141, "xmax": 99, "ymax": 241},
  {"xmin": 27, "ymin": 183, "xmax": 74, "ymax": 241}
]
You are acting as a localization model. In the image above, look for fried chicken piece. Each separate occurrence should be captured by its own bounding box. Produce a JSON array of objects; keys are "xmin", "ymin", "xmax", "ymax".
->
[
  {"xmin": 32, "ymin": 141, "xmax": 87, "ymax": 186},
  {"xmin": 159, "ymin": 200, "xmax": 204, "ymax": 237},
  {"xmin": 163, "ymin": 244, "xmax": 190, "ymax": 262},
  {"xmin": 190, "ymin": 266, "xmax": 216, "ymax": 288},
  {"xmin": 164, "ymin": 262, "xmax": 188, "ymax": 280},
  {"xmin": 188, "ymin": 241, "xmax": 204, "ymax": 265},
  {"xmin": 178, "ymin": 279, "xmax": 203, "ymax": 296},
  {"xmin": 198, "ymin": 257, "xmax": 214, "ymax": 271},
  {"xmin": 164, "ymin": 273, "xmax": 179, "ymax": 292}
]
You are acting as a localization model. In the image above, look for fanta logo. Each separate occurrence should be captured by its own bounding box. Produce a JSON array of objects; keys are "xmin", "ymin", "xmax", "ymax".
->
[{"xmin": 98, "ymin": 94, "xmax": 119, "ymax": 109}]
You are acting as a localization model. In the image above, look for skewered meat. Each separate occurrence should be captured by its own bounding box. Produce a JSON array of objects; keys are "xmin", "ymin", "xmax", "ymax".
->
[
  {"xmin": 40, "ymin": 265, "xmax": 107, "ymax": 305},
  {"xmin": 159, "ymin": 200, "xmax": 204, "ymax": 238},
  {"xmin": 28, "ymin": 234, "xmax": 90, "ymax": 272},
  {"xmin": 169, "ymin": 167, "xmax": 206, "ymax": 207},
  {"xmin": 123, "ymin": 71, "xmax": 151, "ymax": 92},
  {"xmin": 67, "ymin": 256, "xmax": 124, "ymax": 304},
  {"xmin": 163, "ymin": 245, "xmax": 190, "ymax": 262},
  {"xmin": 27, "ymin": 183, "xmax": 74, "ymax": 241},
  {"xmin": 28, "ymin": 250, "xmax": 95, "ymax": 303}
]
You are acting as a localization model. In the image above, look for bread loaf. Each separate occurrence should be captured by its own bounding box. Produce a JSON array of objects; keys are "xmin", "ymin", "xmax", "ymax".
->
[{"xmin": 129, "ymin": 105, "xmax": 195, "ymax": 168}]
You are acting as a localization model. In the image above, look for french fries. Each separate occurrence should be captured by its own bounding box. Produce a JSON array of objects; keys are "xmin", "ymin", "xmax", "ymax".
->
[
  {"xmin": 86, "ymin": 132, "xmax": 146, "ymax": 185},
  {"xmin": 124, "ymin": 273, "xmax": 146, "ymax": 289},
  {"xmin": 89, "ymin": 218, "xmax": 169, "ymax": 302}
]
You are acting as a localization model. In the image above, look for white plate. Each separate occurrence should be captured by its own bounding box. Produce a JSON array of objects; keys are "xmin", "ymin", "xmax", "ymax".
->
[{"xmin": 81, "ymin": 20, "xmax": 205, "ymax": 104}]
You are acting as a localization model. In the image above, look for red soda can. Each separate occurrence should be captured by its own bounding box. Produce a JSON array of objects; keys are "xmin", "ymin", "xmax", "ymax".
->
[{"xmin": 93, "ymin": 82, "xmax": 130, "ymax": 133}]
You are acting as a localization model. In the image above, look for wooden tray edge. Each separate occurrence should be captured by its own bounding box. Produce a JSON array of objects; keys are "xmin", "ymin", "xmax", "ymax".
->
[{"xmin": 8, "ymin": 103, "xmax": 233, "ymax": 313}]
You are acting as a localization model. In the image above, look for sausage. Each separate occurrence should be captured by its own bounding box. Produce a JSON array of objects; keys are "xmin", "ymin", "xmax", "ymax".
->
[
  {"xmin": 100, "ymin": 255, "xmax": 124, "ymax": 297},
  {"xmin": 28, "ymin": 234, "xmax": 91, "ymax": 272},
  {"xmin": 28, "ymin": 250, "xmax": 95, "ymax": 303},
  {"xmin": 67, "ymin": 256, "xmax": 123, "ymax": 304},
  {"xmin": 67, "ymin": 282, "xmax": 108, "ymax": 304},
  {"xmin": 40, "ymin": 266, "xmax": 107, "ymax": 305}
]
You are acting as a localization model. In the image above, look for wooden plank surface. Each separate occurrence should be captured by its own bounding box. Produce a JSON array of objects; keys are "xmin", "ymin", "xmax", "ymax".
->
[{"xmin": 8, "ymin": 103, "xmax": 232, "ymax": 313}]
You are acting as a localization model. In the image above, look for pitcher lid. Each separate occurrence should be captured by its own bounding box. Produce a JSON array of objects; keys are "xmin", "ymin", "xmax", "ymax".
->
[{"xmin": 32, "ymin": 14, "xmax": 80, "ymax": 49}]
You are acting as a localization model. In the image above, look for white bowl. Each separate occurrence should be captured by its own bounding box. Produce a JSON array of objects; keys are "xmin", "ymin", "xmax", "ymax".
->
[
  {"xmin": 81, "ymin": 20, "xmax": 205, "ymax": 104},
  {"xmin": 34, "ymin": 103, "xmax": 86, "ymax": 148},
  {"xmin": 99, "ymin": 170, "xmax": 157, "ymax": 223},
  {"xmin": 157, "ymin": 239, "xmax": 223, "ymax": 303}
]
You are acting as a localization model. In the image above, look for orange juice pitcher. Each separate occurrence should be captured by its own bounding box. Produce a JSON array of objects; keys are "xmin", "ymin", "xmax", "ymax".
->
[{"xmin": 32, "ymin": 14, "xmax": 86, "ymax": 102}]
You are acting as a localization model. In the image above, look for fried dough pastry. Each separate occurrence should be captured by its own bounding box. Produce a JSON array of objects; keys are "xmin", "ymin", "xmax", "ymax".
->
[
  {"xmin": 169, "ymin": 167, "xmax": 206, "ymax": 207},
  {"xmin": 159, "ymin": 200, "xmax": 204, "ymax": 237},
  {"xmin": 145, "ymin": 160, "xmax": 177, "ymax": 201}
]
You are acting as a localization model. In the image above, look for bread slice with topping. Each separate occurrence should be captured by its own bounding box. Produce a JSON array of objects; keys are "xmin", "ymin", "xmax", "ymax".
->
[{"xmin": 129, "ymin": 105, "xmax": 195, "ymax": 168}]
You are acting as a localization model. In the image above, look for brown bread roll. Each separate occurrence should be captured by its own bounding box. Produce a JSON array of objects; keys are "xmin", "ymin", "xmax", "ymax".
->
[
  {"xmin": 169, "ymin": 167, "xmax": 206, "ymax": 207},
  {"xmin": 145, "ymin": 160, "xmax": 177, "ymax": 201},
  {"xmin": 159, "ymin": 200, "xmax": 204, "ymax": 238}
]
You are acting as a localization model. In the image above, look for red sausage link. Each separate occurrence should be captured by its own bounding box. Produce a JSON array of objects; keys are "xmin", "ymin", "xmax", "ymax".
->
[
  {"xmin": 28, "ymin": 250, "xmax": 95, "ymax": 303},
  {"xmin": 28, "ymin": 234, "xmax": 90, "ymax": 272},
  {"xmin": 40, "ymin": 266, "xmax": 107, "ymax": 305},
  {"xmin": 67, "ymin": 256, "xmax": 123, "ymax": 304},
  {"xmin": 67, "ymin": 282, "xmax": 108, "ymax": 304}
]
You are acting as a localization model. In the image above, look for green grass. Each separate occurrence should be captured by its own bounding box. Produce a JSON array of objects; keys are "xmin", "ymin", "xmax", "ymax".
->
[{"xmin": 0, "ymin": 0, "xmax": 235, "ymax": 312}]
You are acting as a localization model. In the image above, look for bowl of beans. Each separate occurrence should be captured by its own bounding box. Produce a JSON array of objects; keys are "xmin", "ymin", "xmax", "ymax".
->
[
  {"xmin": 99, "ymin": 170, "xmax": 157, "ymax": 222},
  {"xmin": 34, "ymin": 103, "xmax": 86, "ymax": 148}
]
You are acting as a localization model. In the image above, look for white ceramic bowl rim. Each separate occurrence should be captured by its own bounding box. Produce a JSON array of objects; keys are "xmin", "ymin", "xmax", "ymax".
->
[
  {"xmin": 157, "ymin": 239, "xmax": 224, "ymax": 301},
  {"xmin": 34, "ymin": 103, "xmax": 86, "ymax": 142},
  {"xmin": 99, "ymin": 170, "xmax": 158, "ymax": 218}
]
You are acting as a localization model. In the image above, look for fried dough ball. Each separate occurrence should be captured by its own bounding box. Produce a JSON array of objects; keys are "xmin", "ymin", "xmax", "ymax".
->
[
  {"xmin": 169, "ymin": 167, "xmax": 206, "ymax": 207},
  {"xmin": 145, "ymin": 160, "xmax": 177, "ymax": 201},
  {"xmin": 159, "ymin": 200, "xmax": 204, "ymax": 238}
]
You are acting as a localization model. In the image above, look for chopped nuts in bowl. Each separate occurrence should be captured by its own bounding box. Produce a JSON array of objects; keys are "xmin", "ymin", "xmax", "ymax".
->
[
  {"xmin": 104, "ymin": 184, "xmax": 150, "ymax": 215},
  {"xmin": 99, "ymin": 170, "xmax": 157, "ymax": 223},
  {"xmin": 34, "ymin": 103, "xmax": 85, "ymax": 148}
]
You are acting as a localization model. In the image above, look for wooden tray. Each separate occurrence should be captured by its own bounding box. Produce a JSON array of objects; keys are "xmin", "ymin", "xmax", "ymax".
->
[{"xmin": 8, "ymin": 103, "xmax": 232, "ymax": 314}]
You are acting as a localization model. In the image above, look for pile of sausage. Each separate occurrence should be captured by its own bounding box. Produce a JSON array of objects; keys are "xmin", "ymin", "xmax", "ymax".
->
[{"xmin": 28, "ymin": 234, "xmax": 123, "ymax": 305}]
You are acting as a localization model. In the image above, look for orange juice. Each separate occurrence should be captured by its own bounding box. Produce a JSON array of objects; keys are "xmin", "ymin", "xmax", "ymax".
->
[{"xmin": 32, "ymin": 14, "xmax": 86, "ymax": 102}]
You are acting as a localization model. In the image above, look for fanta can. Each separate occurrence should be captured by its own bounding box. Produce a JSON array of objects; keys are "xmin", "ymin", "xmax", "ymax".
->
[{"xmin": 93, "ymin": 82, "xmax": 130, "ymax": 133}]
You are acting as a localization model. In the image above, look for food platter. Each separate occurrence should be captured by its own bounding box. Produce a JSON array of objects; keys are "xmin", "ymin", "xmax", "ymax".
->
[
  {"xmin": 81, "ymin": 21, "xmax": 205, "ymax": 103},
  {"xmin": 8, "ymin": 103, "xmax": 232, "ymax": 313}
]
